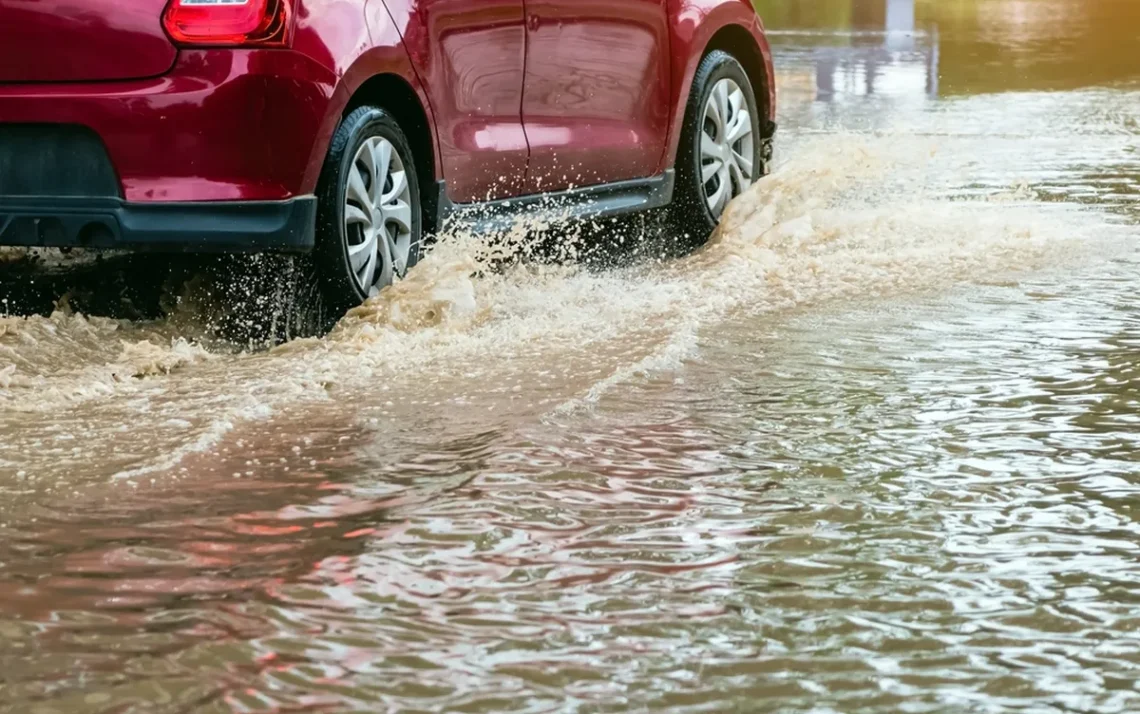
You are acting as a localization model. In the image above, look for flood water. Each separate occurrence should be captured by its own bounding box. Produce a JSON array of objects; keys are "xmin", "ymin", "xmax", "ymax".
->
[{"xmin": 3, "ymin": 1, "xmax": 1140, "ymax": 711}]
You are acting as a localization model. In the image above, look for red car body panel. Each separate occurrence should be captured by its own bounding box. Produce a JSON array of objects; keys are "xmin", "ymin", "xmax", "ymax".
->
[
  {"xmin": 0, "ymin": 0, "xmax": 774, "ymax": 248},
  {"xmin": 381, "ymin": 0, "xmax": 531, "ymax": 203},
  {"xmin": 520, "ymin": 0, "xmax": 672, "ymax": 194},
  {"xmin": 0, "ymin": 50, "xmax": 334, "ymax": 202},
  {"xmin": 0, "ymin": 0, "xmax": 176, "ymax": 83}
]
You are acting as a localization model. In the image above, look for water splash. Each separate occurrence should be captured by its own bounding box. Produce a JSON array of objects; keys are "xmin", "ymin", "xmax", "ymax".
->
[{"xmin": 0, "ymin": 132, "xmax": 1126, "ymax": 482}]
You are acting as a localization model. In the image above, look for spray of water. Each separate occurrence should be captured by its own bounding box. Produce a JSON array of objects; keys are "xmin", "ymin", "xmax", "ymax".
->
[{"xmin": 0, "ymin": 133, "xmax": 1126, "ymax": 484}]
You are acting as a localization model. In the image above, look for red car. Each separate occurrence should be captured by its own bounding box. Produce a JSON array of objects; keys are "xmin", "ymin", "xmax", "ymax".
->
[{"xmin": 0, "ymin": 0, "xmax": 775, "ymax": 310}]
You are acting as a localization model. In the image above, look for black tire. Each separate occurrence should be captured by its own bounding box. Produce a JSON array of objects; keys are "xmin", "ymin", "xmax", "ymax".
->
[
  {"xmin": 314, "ymin": 105, "xmax": 422, "ymax": 312},
  {"xmin": 668, "ymin": 50, "xmax": 763, "ymax": 248}
]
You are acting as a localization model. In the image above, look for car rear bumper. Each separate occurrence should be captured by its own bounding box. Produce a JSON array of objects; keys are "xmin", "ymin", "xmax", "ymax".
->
[
  {"xmin": 0, "ymin": 196, "xmax": 316, "ymax": 252},
  {"xmin": 0, "ymin": 49, "xmax": 337, "ymax": 204}
]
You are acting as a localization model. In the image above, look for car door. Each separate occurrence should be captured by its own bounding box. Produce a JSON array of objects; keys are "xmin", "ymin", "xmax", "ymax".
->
[
  {"xmin": 520, "ymin": 0, "xmax": 671, "ymax": 194},
  {"xmin": 381, "ymin": 0, "xmax": 530, "ymax": 203}
]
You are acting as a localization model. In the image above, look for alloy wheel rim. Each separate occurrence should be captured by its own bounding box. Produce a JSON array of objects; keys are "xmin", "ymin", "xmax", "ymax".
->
[
  {"xmin": 699, "ymin": 77, "xmax": 755, "ymax": 219},
  {"xmin": 344, "ymin": 136, "xmax": 414, "ymax": 296}
]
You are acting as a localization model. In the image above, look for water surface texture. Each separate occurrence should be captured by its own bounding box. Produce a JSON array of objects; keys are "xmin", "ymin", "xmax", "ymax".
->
[{"xmin": 2, "ymin": 1, "xmax": 1140, "ymax": 712}]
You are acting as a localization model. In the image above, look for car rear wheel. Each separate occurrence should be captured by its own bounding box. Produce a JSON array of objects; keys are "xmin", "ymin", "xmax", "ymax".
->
[
  {"xmin": 314, "ymin": 105, "xmax": 422, "ymax": 311},
  {"xmin": 669, "ymin": 50, "xmax": 762, "ymax": 247}
]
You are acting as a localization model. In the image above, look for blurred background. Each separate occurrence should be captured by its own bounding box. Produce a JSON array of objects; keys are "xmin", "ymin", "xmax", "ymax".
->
[{"xmin": 757, "ymin": 0, "xmax": 1139, "ymax": 96}]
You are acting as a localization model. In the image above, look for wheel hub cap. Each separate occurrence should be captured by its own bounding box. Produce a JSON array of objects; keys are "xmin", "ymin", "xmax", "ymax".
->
[
  {"xmin": 700, "ymin": 77, "xmax": 755, "ymax": 219},
  {"xmin": 344, "ymin": 136, "xmax": 414, "ymax": 297}
]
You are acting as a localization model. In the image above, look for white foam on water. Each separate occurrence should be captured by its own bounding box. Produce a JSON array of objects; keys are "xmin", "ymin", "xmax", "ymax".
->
[{"xmin": 110, "ymin": 400, "xmax": 273, "ymax": 481}]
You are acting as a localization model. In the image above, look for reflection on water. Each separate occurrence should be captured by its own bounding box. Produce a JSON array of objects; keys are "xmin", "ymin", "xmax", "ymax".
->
[
  {"xmin": 772, "ymin": 29, "xmax": 940, "ymax": 103},
  {"xmin": 760, "ymin": 0, "xmax": 1140, "ymax": 97},
  {"xmin": 3, "ymin": 0, "xmax": 1140, "ymax": 712},
  {"xmin": 762, "ymin": 0, "xmax": 940, "ymax": 106},
  {"xmin": 768, "ymin": 0, "xmax": 1140, "ymax": 223}
]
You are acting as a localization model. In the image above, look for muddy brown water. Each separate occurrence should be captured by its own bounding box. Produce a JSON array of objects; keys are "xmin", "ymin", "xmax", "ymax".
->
[{"xmin": 3, "ymin": 1, "xmax": 1140, "ymax": 712}]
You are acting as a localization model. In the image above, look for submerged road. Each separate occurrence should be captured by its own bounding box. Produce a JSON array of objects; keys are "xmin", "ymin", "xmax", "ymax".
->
[{"xmin": 1, "ymin": 2, "xmax": 1139, "ymax": 711}]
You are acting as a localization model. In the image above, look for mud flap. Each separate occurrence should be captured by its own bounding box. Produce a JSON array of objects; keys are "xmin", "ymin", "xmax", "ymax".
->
[{"xmin": 760, "ymin": 120, "xmax": 777, "ymax": 176}]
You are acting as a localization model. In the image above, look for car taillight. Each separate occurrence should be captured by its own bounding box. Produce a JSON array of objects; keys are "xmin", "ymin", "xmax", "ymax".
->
[{"xmin": 163, "ymin": 0, "xmax": 293, "ymax": 47}]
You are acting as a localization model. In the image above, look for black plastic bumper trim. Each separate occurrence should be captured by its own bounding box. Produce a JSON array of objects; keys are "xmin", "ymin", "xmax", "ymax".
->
[{"xmin": 0, "ymin": 196, "xmax": 316, "ymax": 252}]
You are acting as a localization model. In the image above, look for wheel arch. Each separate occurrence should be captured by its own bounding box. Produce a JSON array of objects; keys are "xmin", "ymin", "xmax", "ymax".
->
[
  {"xmin": 662, "ymin": 1, "xmax": 775, "ymax": 171},
  {"xmin": 703, "ymin": 24, "xmax": 773, "ymax": 124},
  {"xmin": 342, "ymin": 73, "xmax": 440, "ymax": 233},
  {"xmin": 301, "ymin": 49, "xmax": 441, "ymax": 231}
]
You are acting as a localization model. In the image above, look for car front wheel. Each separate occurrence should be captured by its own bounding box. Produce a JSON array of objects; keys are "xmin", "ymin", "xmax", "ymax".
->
[{"xmin": 669, "ymin": 50, "xmax": 763, "ymax": 247}]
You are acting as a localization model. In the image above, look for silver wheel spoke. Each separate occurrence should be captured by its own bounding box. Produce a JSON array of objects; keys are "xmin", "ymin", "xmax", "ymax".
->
[
  {"xmin": 716, "ymin": 81, "xmax": 731, "ymax": 137},
  {"xmin": 345, "ymin": 203, "xmax": 372, "ymax": 227},
  {"xmin": 702, "ymin": 159, "xmax": 723, "ymax": 183},
  {"xmin": 383, "ymin": 169, "xmax": 408, "ymax": 205},
  {"xmin": 726, "ymin": 108, "xmax": 752, "ymax": 145},
  {"xmin": 385, "ymin": 231, "xmax": 401, "ymax": 275},
  {"xmin": 371, "ymin": 139, "xmax": 392, "ymax": 204},
  {"xmin": 376, "ymin": 228, "xmax": 395, "ymax": 290},
  {"xmin": 348, "ymin": 230, "xmax": 375, "ymax": 272},
  {"xmin": 383, "ymin": 197, "xmax": 413, "ymax": 276},
  {"xmin": 706, "ymin": 92, "xmax": 724, "ymax": 135},
  {"xmin": 347, "ymin": 168, "xmax": 371, "ymax": 211},
  {"xmin": 357, "ymin": 143, "xmax": 377, "ymax": 199},
  {"xmin": 728, "ymin": 88, "xmax": 745, "ymax": 123},
  {"xmin": 383, "ymin": 199, "xmax": 413, "ymax": 234},
  {"xmin": 707, "ymin": 166, "xmax": 730, "ymax": 216},
  {"xmin": 727, "ymin": 159, "xmax": 749, "ymax": 195},
  {"xmin": 361, "ymin": 242, "xmax": 378, "ymax": 290},
  {"xmin": 701, "ymin": 133, "xmax": 723, "ymax": 163},
  {"xmin": 732, "ymin": 148, "xmax": 754, "ymax": 178}
]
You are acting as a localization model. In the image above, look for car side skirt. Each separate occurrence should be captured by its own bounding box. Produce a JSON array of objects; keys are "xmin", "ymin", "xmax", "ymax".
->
[{"xmin": 436, "ymin": 171, "xmax": 676, "ymax": 235}]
